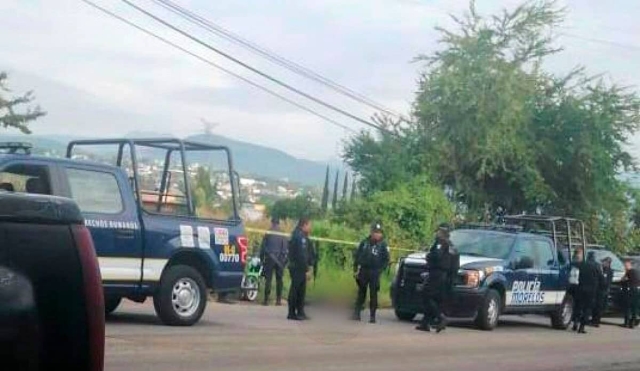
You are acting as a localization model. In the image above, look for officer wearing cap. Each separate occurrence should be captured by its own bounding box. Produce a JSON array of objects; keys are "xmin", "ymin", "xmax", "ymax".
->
[
  {"xmin": 416, "ymin": 223, "xmax": 458, "ymax": 333},
  {"xmin": 351, "ymin": 221, "xmax": 389, "ymax": 324}
]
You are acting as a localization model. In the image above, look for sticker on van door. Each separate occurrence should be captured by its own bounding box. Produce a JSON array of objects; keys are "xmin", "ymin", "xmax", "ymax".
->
[{"xmin": 214, "ymin": 227, "xmax": 229, "ymax": 245}]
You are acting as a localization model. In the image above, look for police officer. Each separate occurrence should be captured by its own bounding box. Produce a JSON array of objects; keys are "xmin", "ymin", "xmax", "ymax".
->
[
  {"xmin": 351, "ymin": 222, "xmax": 389, "ymax": 324},
  {"xmin": 569, "ymin": 248, "xmax": 584, "ymax": 331},
  {"xmin": 287, "ymin": 217, "xmax": 313, "ymax": 321},
  {"xmin": 591, "ymin": 257, "xmax": 613, "ymax": 327},
  {"xmin": 260, "ymin": 218, "xmax": 288, "ymax": 306},
  {"xmin": 575, "ymin": 251, "xmax": 602, "ymax": 334},
  {"xmin": 622, "ymin": 259, "xmax": 640, "ymax": 329},
  {"xmin": 416, "ymin": 223, "xmax": 458, "ymax": 333}
]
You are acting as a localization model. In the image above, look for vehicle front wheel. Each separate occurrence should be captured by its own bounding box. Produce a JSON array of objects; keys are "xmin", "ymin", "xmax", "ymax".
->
[
  {"xmin": 105, "ymin": 296, "xmax": 122, "ymax": 315},
  {"xmin": 475, "ymin": 289, "xmax": 501, "ymax": 331},
  {"xmin": 154, "ymin": 265, "xmax": 207, "ymax": 326},
  {"xmin": 551, "ymin": 293, "xmax": 573, "ymax": 330}
]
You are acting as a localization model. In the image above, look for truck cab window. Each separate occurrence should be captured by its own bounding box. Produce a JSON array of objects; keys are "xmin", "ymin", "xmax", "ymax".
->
[
  {"xmin": 66, "ymin": 168, "xmax": 124, "ymax": 214},
  {"xmin": 0, "ymin": 164, "xmax": 51, "ymax": 195}
]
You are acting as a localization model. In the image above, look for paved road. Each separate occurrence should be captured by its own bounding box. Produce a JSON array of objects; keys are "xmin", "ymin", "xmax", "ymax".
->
[{"xmin": 106, "ymin": 301, "xmax": 639, "ymax": 371}]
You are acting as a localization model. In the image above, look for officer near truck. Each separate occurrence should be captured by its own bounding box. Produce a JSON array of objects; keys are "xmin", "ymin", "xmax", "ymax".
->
[
  {"xmin": 622, "ymin": 258, "xmax": 640, "ymax": 329},
  {"xmin": 260, "ymin": 218, "xmax": 288, "ymax": 306},
  {"xmin": 351, "ymin": 221, "xmax": 389, "ymax": 324},
  {"xmin": 416, "ymin": 223, "xmax": 459, "ymax": 333},
  {"xmin": 287, "ymin": 217, "xmax": 314, "ymax": 321}
]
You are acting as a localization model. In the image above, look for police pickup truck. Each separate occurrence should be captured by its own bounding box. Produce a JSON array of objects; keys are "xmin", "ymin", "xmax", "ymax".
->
[
  {"xmin": 0, "ymin": 139, "xmax": 248, "ymax": 326},
  {"xmin": 392, "ymin": 216, "xmax": 585, "ymax": 330}
]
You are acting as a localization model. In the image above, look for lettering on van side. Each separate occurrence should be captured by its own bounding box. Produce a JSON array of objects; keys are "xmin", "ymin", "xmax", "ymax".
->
[
  {"xmin": 85, "ymin": 219, "xmax": 140, "ymax": 230},
  {"xmin": 510, "ymin": 278, "xmax": 545, "ymax": 305}
]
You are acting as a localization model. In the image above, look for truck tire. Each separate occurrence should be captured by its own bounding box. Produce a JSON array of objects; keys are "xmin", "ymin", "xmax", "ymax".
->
[
  {"xmin": 551, "ymin": 293, "xmax": 573, "ymax": 330},
  {"xmin": 105, "ymin": 296, "xmax": 122, "ymax": 315},
  {"xmin": 395, "ymin": 310, "xmax": 417, "ymax": 322},
  {"xmin": 154, "ymin": 265, "xmax": 207, "ymax": 326},
  {"xmin": 475, "ymin": 289, "xmax": 501, "ymax": 331}
]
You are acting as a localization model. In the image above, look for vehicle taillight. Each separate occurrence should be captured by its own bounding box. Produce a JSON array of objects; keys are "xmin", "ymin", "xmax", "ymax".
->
[
  {"xmin": 237, "ymin": 236, "xmax": 248, "ymax": 265},
  {"xmin": 72, "ymin": 225, "xmax": 105, "ymax": 371}
]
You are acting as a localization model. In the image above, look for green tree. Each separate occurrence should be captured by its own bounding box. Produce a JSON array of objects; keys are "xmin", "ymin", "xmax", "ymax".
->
[
  {"xmin": 321, "ymin": 166, "xmax": 330, "ymax": 212},
  {"xmin": 192, "ymin": 167, "xmax": 217, "ymax": 208},
  {"xmin": 344, "ymin": 0, "xmax": 640, "ymax": 224},
  {"xmin": 350, "ymin": 177, "xmax": 357, "ymax": 201},
  {"xmin": 342, "ymin": 172, "xmax": 349, "ymax": 202},
  {"xmin": 0, "ymin": 72, "xmax": 46, "ymax": 133},
  {"xmin": 332, "ymin": 170, "xmax": 339, "ymax": 210},
  {"xmin": 269, "ymin": 194, "xmax": 322, "ymax": 221},
  {"xmin": 335, "ymin": 177, "xmax": 453, "ymax": 248}
]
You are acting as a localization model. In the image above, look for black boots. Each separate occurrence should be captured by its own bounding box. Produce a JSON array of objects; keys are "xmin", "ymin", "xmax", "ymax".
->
[
  {"xmin": 369, "ymin": 315, "xmax": 376, "ymax": 324},
  {"xmin": 415, "ymin": 323, "xmax": 431, "ymax": 332}
]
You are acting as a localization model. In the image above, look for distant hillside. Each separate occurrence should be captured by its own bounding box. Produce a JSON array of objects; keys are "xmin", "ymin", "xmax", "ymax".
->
[{"xmin": 0, "ymin": 133, "xmax": 338, "ymax": 185}]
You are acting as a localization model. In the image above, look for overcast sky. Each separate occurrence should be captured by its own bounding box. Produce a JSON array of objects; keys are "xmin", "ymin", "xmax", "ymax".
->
[{"xmin": 2, "ymin": 0, "xmax": 640, "ymax": 161}]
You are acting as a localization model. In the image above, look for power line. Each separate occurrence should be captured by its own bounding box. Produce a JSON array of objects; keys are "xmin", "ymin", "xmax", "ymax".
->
[
  {"xmin": 560, "ymin": 32, "xmax": 640, "ymax": 53},
  {"xmin": 118, "ymin": 0, "xmax": 396, "ymax": 136},
  {"xmin": 79, "ymin": 0, "xmax": 358, "ymax": 134},
  {"xmin": 152, "ymin": 0, "xmax": 404, "ymax": 118}
]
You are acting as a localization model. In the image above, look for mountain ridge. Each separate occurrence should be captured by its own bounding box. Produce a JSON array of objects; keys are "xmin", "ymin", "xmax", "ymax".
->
[{"xmin": 0, "ymin": 132, "xmax": 343, "ymax": 185}]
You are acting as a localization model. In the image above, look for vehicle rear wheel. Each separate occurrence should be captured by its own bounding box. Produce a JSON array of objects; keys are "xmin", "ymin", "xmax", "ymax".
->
[
  {"xmin": 475, "ymin": 289, "xmax": 501, "ymax": 331},
  {"xmin": 105, "ymin": 296, "xmax": 122, "ymax": 315},
  {"xmin": 154, "ymin": 265, "xmax": 207, "ymax": 326},
  {"xmin": 551, "ymin": 293, "xmax": 573, "ymax": 330},
  {"xmin": 395, "ymin": 310, "xmax": 417, "ymax": 322}
]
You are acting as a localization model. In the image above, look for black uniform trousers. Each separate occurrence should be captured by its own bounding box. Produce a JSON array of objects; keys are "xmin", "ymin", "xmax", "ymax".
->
[
  {"xmin": 591, "ymin": 289, "xmax": 609, "ymax": 325},
  {"xmin": 577, "ymin": 288, "xmax": 597, "ymax": 327},
  {"xmin": 421, "ymin": 277, "xmax": 446, "ymax": 326},
  {"xmin": 355, "ymin": 269, "xmax": 380, "ymax": 315},
  {"xmin": 288, "ymin": 268, "xmax": 307, "ymax": 316},
  {"xmin": 569, "ymin": 285, "xmax": 581, "ymax": 324},
  {"xmin": 624, "ymin": 287, "xmax": 639, "ymax": 325},
  {"xmin": 263, "ymin": 259, "xmax": 284, "ymax": 302}
]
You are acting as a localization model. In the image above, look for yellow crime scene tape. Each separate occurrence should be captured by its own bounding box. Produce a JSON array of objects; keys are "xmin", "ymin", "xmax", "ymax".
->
[{"xmin": 245, "ymin": 227, "xmax": 419, "ymax": 253}]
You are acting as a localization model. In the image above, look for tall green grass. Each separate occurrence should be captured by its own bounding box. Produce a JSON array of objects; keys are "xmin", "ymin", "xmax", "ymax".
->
[{"xmin": 246, "ymin": 219, "xmax": 402, "ymax": 308}]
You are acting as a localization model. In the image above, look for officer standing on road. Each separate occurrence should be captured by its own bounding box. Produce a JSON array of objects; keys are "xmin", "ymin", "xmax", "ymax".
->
[
  {"xmin": 287, "ymin": 217, "xmax": 313, "ymax": 321},
  {"xmin": 569, "ymin": 248, "xmax": 584, "ymax": 330},
  {"xmin": 416, "ymin": 223, "xmax": 458, "ymax": 333},
  {"xmin": 591, "ymin": 257, "xmax": 613, "ymax": 327},
  {"xmin": 622, "ymin": 259, "xmax": 640, "ymax": 329},
  {"xmin": 351, "ymin": 222, "xmax": 389, "ymax": 324},
  {"xmin": 260, "ymin": 218, "xmax": 288, "ymax": 306},
  {"xmin": 575, "ymin": 251, "xmax": 602, "ymax": 334}
]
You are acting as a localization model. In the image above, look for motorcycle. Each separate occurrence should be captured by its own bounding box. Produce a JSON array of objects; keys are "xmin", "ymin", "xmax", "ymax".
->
[{"xmin": 240, "ymin": 256, "xmax": 263, "ymax": 302}]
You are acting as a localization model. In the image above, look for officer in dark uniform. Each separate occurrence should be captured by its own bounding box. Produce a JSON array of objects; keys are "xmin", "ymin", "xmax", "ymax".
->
[
  {"xmin": 287, "ymin": 217, "xmax": 313, "ymax": 321},
  {"xmin": 351, "ymin": 222, "xmax": 389, "ymax": 324},
  {"xmin": 591, "ymin": 257, "xmax": 613, "ymax": 327},
  {"xmin": 575, "ymin": 251, "xmax": 603, "ymax": 334},
  {"xmin": 569, "ymin": 248, "xmax": 584, "ymax": 331},
  {"xmin": 416, "ymin": 223, "xmax": 459, "ymax": 333},
  {"xmin": 260, "ymin": 218, "xmax": 288, "ymax": 306},
  {"xmin": 622, "ymin": 259, "xmax": 640, "ymax": 329}
]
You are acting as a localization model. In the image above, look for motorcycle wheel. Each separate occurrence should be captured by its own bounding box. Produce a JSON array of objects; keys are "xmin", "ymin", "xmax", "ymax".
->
[{"xmin": 244, "ymin": 275, "xmax": 260, "ymax": 302}]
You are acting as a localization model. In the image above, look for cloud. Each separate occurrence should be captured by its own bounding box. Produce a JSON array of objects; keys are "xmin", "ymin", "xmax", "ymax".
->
[{"xmin": 1, "ymin": 0, "xmax": 640, "ymax": 162}]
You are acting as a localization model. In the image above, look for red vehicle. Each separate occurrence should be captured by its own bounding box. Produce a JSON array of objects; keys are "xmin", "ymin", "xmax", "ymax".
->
[{"xmin": 0, "ymin": 192, "xmax": 105, "ymax": 370}]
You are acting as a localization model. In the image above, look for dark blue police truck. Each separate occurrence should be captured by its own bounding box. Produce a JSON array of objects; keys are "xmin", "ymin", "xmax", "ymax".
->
[
  {"xmin": 0, "ymin": 139, "xmax": 248, "ymax": 326},
  {"xmin": 392, "ymin": 216, "xmax": 586, "ymax": 330}
]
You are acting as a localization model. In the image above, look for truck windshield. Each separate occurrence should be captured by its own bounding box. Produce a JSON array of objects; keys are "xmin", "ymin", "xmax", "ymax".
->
[{"xmin": 450, "ymin": 230, "xmax": 515, "ymax": 260}]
